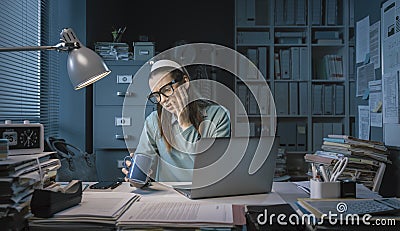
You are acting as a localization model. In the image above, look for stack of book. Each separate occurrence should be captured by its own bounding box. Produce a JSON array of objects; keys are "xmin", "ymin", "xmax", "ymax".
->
[
  {"xmin": 94, "ymin": 42, "xmax": 131, "ymax": 61},
  {"xmin": 305, "ymin": 135, "xmax": 389, "ymax": 191},
  {"xmin": 0, "ymin": 152, "xmax": 60, "ymax": 230}
]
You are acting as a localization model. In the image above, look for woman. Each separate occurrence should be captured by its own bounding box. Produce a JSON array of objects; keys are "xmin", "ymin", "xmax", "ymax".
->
[{"xmin": 122, "ymin": 60, "xmax": 231, "ymax": 182}]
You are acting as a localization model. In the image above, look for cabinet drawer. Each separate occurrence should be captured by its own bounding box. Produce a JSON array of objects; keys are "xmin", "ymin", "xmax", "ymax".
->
[
  {"xmin": 94, "ymin": 106, "xmax": 150, "ymax": 148},
  {"xmin": 94, "ymin": 64, "xmax": 151, "ymax": 106},
  {"xmin": 96, "ymin": 149, "xmax": 131, "ymax": 181}
]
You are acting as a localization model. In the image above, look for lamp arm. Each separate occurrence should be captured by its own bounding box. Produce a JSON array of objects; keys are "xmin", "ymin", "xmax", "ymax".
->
[{"xmin": 0, "ymin": 42, "xmax": 80, "ymax": 52}]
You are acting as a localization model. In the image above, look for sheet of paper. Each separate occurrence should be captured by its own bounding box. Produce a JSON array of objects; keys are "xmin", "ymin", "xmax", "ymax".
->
[
  {"xmin": 356, "ymin": 62, "xmax": 375, "ymax": 97},
  {"xmin": 382, "ymin": 0, "xmax": 400, "ymax": 74},
  {"xmin": 382, "ymin": 72, "xmax": 400, "ymax": 124},
  {"xmin": 356, "ymin": 16, "xmax": 370, "ymax": 63},
  {"xmin": 369, "ymin": 21, "xmax": 381, "ymax": 69},
  {"xmin": 118, "ymin": 202, "xmax": 233, "ymax": 224},
  {"xmin": 369, "ymin": 80, "xmax": 383, "ymax": 127},
  {"xmin": 358, "ymin": 105, "xmax": 370, "ymax": 140}
]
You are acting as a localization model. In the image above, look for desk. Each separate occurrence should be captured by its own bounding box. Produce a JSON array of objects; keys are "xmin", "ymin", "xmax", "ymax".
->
[{"xmin": 30, "ymin": 182, "xmax": 391, "ymax": 231}]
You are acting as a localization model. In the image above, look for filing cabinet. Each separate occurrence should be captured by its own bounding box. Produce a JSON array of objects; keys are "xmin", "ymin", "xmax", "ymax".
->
[{"xmin": 93, "ymin": 60, "xmax": 156, "ymax": 181}]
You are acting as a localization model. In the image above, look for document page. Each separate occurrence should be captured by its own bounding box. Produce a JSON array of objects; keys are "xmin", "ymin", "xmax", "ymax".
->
[{"xmin": 119, "ymin": 202, "xmax": 233, "ymax": 224}]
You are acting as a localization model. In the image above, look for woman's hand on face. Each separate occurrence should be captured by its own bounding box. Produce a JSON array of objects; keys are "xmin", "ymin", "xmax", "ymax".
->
[{"xmin": 171, "ymin": 83, "xmax": 191, "ymax": 128}]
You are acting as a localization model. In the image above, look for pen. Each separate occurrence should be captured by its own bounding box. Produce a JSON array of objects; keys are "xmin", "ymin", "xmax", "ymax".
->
[
  {"xmin": 311, "ymin": 163, "xmax": 317, "ymax": 179},
  {"xmin": 319, "ymin": 165, "xmax": 329, "ymax": 182}
]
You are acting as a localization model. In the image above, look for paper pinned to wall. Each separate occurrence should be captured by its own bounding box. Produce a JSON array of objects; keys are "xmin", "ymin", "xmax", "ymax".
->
[
  {"xmin": 369, "ymin": 80, "xmax": 383, "ymax": 127},
  {"xmin": 356, "ymin": 62, "xmax": 375, "ymax": 97},
  {"xmin": 382, "ymin": 0, "xmax": 400, "ymax": 74},
  {"xmin": 356, "ymin": 16, "xmax": 370, "ymax": 64},
  {"xmin": 358, "ymin": 105, "xmax": 370, "ymax": 140},
  {"xmin": 382, "ymin": 71, "xmax": 400, "ymax": 124},
  {"xmin": 369, "ymin": 21, "xmax": 381, "ymax": 69}
]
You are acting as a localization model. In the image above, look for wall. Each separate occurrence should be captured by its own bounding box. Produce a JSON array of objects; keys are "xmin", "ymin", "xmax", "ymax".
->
[
  {"xmin": 355, "ymin": 0, "xmax": 400, "ymax": 197},
  {"xmin": 55, "ymin": 0, "xmax": 87, "ymax": 151}
]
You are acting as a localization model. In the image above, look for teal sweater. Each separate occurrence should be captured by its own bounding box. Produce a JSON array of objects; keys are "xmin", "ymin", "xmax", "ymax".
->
[{"xmin": 134, "ymin": 104, "xmax": 230, "ymax": 182}]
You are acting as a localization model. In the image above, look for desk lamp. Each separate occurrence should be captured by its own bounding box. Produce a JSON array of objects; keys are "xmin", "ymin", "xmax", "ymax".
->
[{"xmin": 0, "ymin": 28, "xmax": 111, "ymax": 90}]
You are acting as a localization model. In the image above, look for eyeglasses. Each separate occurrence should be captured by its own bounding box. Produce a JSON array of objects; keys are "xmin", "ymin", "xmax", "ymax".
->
[{"xmin": 147, "ymin": 77, "xmax": 182, "ymax": 104}]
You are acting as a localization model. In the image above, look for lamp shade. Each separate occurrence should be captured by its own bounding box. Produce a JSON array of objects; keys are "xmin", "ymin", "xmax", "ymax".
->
[{"xmin": 67, "ymin": 46, "xmax": 111, "ymax": 90}]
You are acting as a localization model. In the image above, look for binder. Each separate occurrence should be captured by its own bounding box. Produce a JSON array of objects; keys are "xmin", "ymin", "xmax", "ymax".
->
[
  {"xmin": 275, "ymin": 82, "xmax": 289, "ymax": 115},
  {"xmin": 258, "ymin": 85, "xmax": 269, "ymax": 115},
  {"xmin": 290, "ymin": 47, "xmax": 300, "ymax": 80},
  {"xmin": 258, "ymin": 47, "xmax": 267, "ymax": 79},
  {"xmin": 332, "ymin": 123, "xmax": 343, "ymax": 135},
  {"xmin": 323, "ymin": 85, "xmax": 333, "ymax": 115},
  {"xmin": 286, "ymin": 122, "xmax": 297, "ymax": 151},
  {"xmin": 246, "ymin": 0, "xmax": 256, "ymax": 26},
  {"xmin": 334, "ymin": 84, "xmax": 345, "ymax": 115},
  {"xmin": 313, "ymin": 123, "xmax": 323, "ymax": 151},
  {"xmin": 312, "ymin": 84, "xmax": 323, "ymax": 115},
  {"xmin": 299, "ymin": 47, "xmax": 309, "ymax": 80},
  {"xmin": 289, "ymin": 82, "xmax": 298, "ymax": 115},
  {"xmin": 296, "ymin": 122, "xmax": 307, "ymax": 151},
  {"xmin": 274, "ymin": 53, "xmax": 281, "ymax": 79},
  {"xmin": 285, "ymin": 0, "xmax": 295, "ymax": 25},
  {"xmin": 237, "ymin": 84, "xmax": 248, "ymax": 115},
  {"xmin": 349, "ymin": 0, "xmax": 354, "ymax": 26},
  {"xmin": 280, "ymin": 49, "xmax": 290, "ymax": 79},
  {"xmin": 349, "ymin": 82, "xmax": 356, "ymax": 115},
  {"xmin": 295, "ymin": 0, "xmax": 306, "ymax": 25},
  {"xmin": 236, "ymin": 0, "xmax": 246, "ymax": 26},
  {"xmin": 349, "ymin": 47, "xmax": 355, "ymax": 76},
  {"xmin": 299, "ymin": 82, "xmax": 308, "ymax": 115},
  {"xmin": 277, "ymin": 122, "xmax": 288, "ymax": 148},
  {"xmin": 311, "ymin": 0, "xmax": 322, "ymax": 25},
  {"xmin": 248, "ymin": 85, "xmax": 258, "ymax": 115},
  {"xmin": 275, "ymin": 0, "xmax": 285, "ymax": 25},
  {"xmin": 326, "ymin": 0, "xmax": 338, "ymax": 25},
  {"xmin": 255, "ymin": 0, "xmax": 268, "ymax": 25},
  {"xmin": 246, "ymin": 49, "xmax": 258, "ymax": 79},
  {"xmin": 237, "ymin": 31, "xmax": 269, "ymax": 44}
]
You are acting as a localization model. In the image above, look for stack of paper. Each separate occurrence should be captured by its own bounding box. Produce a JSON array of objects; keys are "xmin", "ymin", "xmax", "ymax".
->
[
  {"xmin": 0, "ymin": 152, "xmax": 60, "ymax": 230},
  {"xmin": 29, "ymin": 192, "xmax": 140, "ymax": 230},
  {"xmin": 116, "ymin": 201, "xmax": 234, "ymax": 229},
  {"xmin": 94, "ymin": 42, "xmax": 131, "ymax": 60},
  {"xmin": 306, "ymin": 135, "xmax": 389, "ymax": 191}
]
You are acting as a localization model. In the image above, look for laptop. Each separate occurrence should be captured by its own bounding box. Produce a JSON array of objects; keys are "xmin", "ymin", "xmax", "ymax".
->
[{"xmin": 174, "ymin": 136, "xmax": 278, "ymax": 199}]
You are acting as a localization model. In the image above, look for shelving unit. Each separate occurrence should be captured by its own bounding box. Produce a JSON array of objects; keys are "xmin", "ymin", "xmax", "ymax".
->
[{"xmin": 234, "ymin": 0, "xmax": 355, "ymax": 156}]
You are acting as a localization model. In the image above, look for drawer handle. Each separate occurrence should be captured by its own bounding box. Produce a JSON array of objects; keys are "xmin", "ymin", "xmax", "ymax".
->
[
  {"xmin": 117, "ymin": 92, "xmax": 134, "ymax": 96},
  {"xmin": 115, "ymin": 134, "xmax": 130, "ymax": 140}
]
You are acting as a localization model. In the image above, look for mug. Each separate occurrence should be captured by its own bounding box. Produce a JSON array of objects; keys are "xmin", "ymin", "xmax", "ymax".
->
[{"xmin": 123, "ymin": 154, "xmax": 153, "ymax": 187}]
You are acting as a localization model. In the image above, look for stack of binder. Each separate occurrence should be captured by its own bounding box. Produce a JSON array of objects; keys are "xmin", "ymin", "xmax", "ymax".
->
[
  {"xmin": 94, "ymin": 42, "xmax": 131, "ymax": 61},
  {"xmin": 305, "ymin": 135, "xmax": 389, "ymax": 191},
  {"xmin": 0, "ymin": 152, "xmax": 60, "ymax": 230}
]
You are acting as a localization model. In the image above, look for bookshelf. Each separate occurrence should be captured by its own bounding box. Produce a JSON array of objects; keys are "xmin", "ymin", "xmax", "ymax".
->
[{"xmin": 234, "ymin": 0, "xmax": 355, "ymax": 155}]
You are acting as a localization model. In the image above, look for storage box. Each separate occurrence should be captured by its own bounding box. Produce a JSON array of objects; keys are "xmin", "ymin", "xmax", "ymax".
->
[{"xmin": 133, "ymin": 42, "xmax": 154, "ymax": 61}]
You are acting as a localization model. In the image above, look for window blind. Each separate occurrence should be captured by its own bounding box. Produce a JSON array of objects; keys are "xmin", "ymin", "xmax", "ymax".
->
[{"xmin": 0, "ymin": 0, "xmax": 59, "ymax": 137}]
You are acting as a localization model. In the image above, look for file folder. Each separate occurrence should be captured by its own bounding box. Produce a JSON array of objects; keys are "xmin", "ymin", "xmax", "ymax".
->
[
  {"xmin": 296, "ymin": 0, "xmax": 306, "ymax": 25},
  {"xmin": 236, "ymin": 0, "xmax": 246, "ymax": 26},
  {"xmin": 286, "ymin": 122, "xmax": 297, "ymax": 151},
  {"xmin": 285, "ymin": 0, "xmax": 295, "ymax": 25},
  {"xmin": 323, "ymin": 123, "xmax": 333, "ymax": 138},
  {"xmin": 258, "ymin": 85, "xmax": 269, "ymax": 115},
  {"xmin": 312, "ymin": 0, "xmax": 322, "ymax": 25},
  {"xmin": 290, "ymin": 47, "xmax": 300, "ymax": 80},
  {"xmin": 280, "ymin": 49, "xmax": 290, "ymax": 79},
  {"xmin": 275, "ymin": 0, "xmax": 285, "ymax": 25},
  {"xmin": 248, "ymin": 85, "xmax": 258, "ymax": 115},
  {"xmin": 299, "ymin": 82, "xmax": 308, "ymax": 115},
  {"xmin": 313, "ymin": 123, "xmax": 323, "ymax": 151},
  {"xmin": 335, "ymin": 84, "xmax": 345, "ymax": 115},
  {"xmin": 326, "ymin": 0, "xmax": 338, "ymax": 25},
  {"xmin": 237, "ymin": 84, "xmax": 248, "ymax": 115},
  {"xmin": 296, "ymin": 122, "xmax": 307, "ymax": 151},
  {"xmin": 275, "ymin": 82, "xmax": 289, "ymax": 115},
  {"xmin": 299, "ymin": 47, "xmax": 309, "ymax": 80},
  {"xmin": 258, "ymin": 47, "xmax": 267, "ymax": 79},
  {"xmin": 246, "ymin": 49, "xmax": 258, "ymax": 79},
  {"xmin": 246, "ymin": 0, "xmax": 256, "ymax": 26},
  {"xmin": 323, "ymin": 85, "xmax": 334, "ymax": 115},
  {"xmin": 289, "ymin": 82, "xmax": 298, "ymax": 115},
  {"xmin": 255, "ymin": 0, "xmax": 268, "ymax": 25},
  {"xmin": 312, "ymin": 85, "xmax": 323, "ymax": 115},
  {"xmin": 350, "ymin": 82, "xmax": 356, "ymax": 115}
]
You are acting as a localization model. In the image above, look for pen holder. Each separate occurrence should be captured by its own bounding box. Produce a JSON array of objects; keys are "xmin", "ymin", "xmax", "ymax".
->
[{"xmin": 310, "ymin": 179, "xmax": 341, "ymax": 199}]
